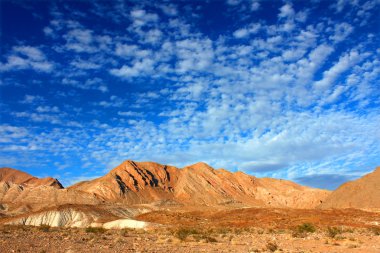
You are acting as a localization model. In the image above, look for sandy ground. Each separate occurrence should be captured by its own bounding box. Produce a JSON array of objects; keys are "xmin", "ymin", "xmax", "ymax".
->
[{"xmin": 1, "ymin": 208, "xmax": 380, "ymax": 253}]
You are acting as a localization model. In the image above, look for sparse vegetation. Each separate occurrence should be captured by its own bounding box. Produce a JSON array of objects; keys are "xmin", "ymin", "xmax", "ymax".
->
[
  {"xmin": 369, "ymin": 227, "xmax": 380, "ymax": 236},
  {"xmin": 193, "ymin": 234, "xmax": 218, "ymax": 243},
  {"xmin": 266, "ymin": 241, "xmax": 278, "ymax": 252},
  {"xmin": 297, "ymin": 223, "xmax": 316, "ymax": 233},
  {"xmin": 38, "ymin": 225, "xmax": 51, "ymax": 232},
  {"xmin": 85, "ymin": 227, "xmax": 106, "ymax": 234},
  {"xmin": 327, "ymin": 227, "xmax": 343, "ymax": 238},
  {"xmin": 173, "ymin": 228, "xmax": 218, "ymax": 243},
  {"xmin": 292, "ymin": 223, "xmax": 316, "ymax": 237},
  {"xmin": 119, "ymin": 228, "xmax": 134, "ymax": 237},
  {"xmin": 175, "ymin": 228, "xmax": 199, "ymax": 241},
  {"xmin": 216, "ymin": 227, "xmax": 231, "ymax": 235}
]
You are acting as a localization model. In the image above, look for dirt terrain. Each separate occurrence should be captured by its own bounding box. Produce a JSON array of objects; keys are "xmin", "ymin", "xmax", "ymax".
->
[{"xmin": 1, "ymin": 207, "xmax": 379, "ymax": 253}]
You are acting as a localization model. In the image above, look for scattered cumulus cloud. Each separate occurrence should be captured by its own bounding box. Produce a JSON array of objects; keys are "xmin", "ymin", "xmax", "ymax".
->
[{"xmin": 1, "ymin": 0, "xmax": 379, "ymax": 189}]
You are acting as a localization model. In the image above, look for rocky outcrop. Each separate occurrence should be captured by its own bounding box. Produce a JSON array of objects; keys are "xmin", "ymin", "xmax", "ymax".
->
[
  {"xmin": 1, "ymin": 205, "xmax": 153, "ymax": 229},
  {"xmin": 319, "ymin": 167, "xmax": 380, "ymax": 211},
  {"xmin": 102, "ymin": 219, "xmax": 150, "ymax": 229},
  {"xmin": 5, "ymin": 209, "xmax": 98, "ymax": 227},
  {"xmin": 70, "ymin": 160, "xmax": 330, "ymax": 209}
]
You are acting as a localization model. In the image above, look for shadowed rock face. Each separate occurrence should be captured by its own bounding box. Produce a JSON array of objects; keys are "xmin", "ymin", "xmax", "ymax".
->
[
  {"xmin": 319, "ymin": 167, "xmax": 380, "ymax": 211},
  {"xmin": 69, "ymin": 160, "xmax": 330, "ymax": 209},
  {"xmin": 0, "ymin": 167, "xmax": 63, "ymax": 189}
]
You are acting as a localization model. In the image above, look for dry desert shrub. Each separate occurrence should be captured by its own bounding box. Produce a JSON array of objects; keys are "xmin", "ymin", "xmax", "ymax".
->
[
  {"xmin": 369, "ymin": 227, "xmax": 380, "ymax": 236},
  {"xmin": 174, "ymin": 228, "xmax": 218, "ymax": 243},
  {"xmin": 215, "ymin": 227, "xmax": 231, "ymax": 235},
  {"xmin": 193, "ymin": 234, "xmax": 218, "ymax": 243},
  {"xmin": 175, "ymin": 228, "xmax": 199, "ymax": 241},
  {"xmin": 85, "ymin": 227, "xmax": 106, "ymax": 234},
  {"xmin": 119, "ymin": 228, "xmax": 134, "ymax": 237},
  {"xmin": 266, "ymin": 241, "xmax": 278, "ymax": 252},
  {"xmin": 292, "ymin": 223, "xmax": 316, "ymax": 238},
  {"xmin": 327, "ymin": 227, "xmax": 343, "ymax": 238},
  {"xmin": 38, "ymin": 225, "xmax": 51, "ymax": 232}
]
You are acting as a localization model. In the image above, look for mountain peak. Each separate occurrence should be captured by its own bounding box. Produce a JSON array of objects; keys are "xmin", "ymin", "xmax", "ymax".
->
[{"xmin": 186, "ymin": 162, "xmax": 213, "ymax": 171}]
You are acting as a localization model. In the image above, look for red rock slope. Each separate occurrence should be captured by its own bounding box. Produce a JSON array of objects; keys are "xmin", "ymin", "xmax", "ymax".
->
[
  {"xmin": 319, "ymin": 167, "xmax": 380, "ymax": 211},
  {"xmin": 70, "ymin": 160, "xmax": 330, "ymax": 208}
]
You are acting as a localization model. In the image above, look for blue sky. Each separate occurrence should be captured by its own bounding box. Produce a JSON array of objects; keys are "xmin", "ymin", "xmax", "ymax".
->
[{"xmin": 1, "ymin": 0, "xmax": 379, "ymax": 189}]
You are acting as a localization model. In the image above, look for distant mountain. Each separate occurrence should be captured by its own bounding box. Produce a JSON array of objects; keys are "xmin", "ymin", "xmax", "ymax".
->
[
  {"xmin": 69, "ymin": 160, "xmax": 330, "ymax": 209},
  {"xmin": 319, "ymin": 167, "xmax": 380, "ymax": 211},
  {"xmin": 0, "ymin": 167, "xmax": 63, "ymax": 189},
  {"xmin": 0, "ymin": 167, "xmax": 99, "ymax": 212}
]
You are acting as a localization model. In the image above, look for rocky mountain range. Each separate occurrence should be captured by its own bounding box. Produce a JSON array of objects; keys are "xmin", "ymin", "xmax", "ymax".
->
[
  {"xmin": 69, "ymin": 160, "xmax": 330, "ymax": 209},
  {"xmin": 0, "ymin": 161, "xmax": 379, "ymax": 229}
]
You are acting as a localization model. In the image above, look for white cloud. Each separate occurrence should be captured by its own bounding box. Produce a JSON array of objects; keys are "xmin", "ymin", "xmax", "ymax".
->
[
  {"xmin": 251, "ymin": 0, "xmax": 260, "ymax": 11},
  {"xmin": 314, "ymin": 50, "xmax": 362, "ymax": 90},
  {"xmin": 97, "ymin": 96, "xmax": 125, "ymax": 108},
  {"xmin": 64, "ymin": 28, "xmax": 95, "ymax": 52},
  {"xmin": 130, "ymin": 9, "xmax": 159, "ymax": 27},
  {"xmin": 117, "ymin": 111, "xmax": 144, "ymax": 117},
  {"xmin": 278, "ymin": 3, "xmax": 295, "ymax": 19},
  {"xmin": 62, "ymin": 77, "xmax": 108, "ymax": 92},
  {"xmin": 36, "ymin": 106, "xmax": 60, "ymax": 113},
  {"xmin": 175, "ymin": 39, "xmax": 214, "ymax": 73},
  {"xmin": 233, "ymin": 23, "xmax": 260, "ymax": 38},
  {"xmin": 330, "ymin": 22, "xmax": 354, "ymax": 42},
  {"xmin": 13, "ymin": 46, "xmax": 45, "ymax": 61},
  {"xmin": 71, "ymin": 59, "xmax": 101, "ymax": 69},
  {"xmin": 0, "ymin": 46, "xmax": 53, "ymax": 72},
  {"xmin": 20, "ymin": 95, "xmax": 45, "ymax": 104},
  {"xmin": 159, "ymin": 4, "xmax": 178, "ymax": 16},
  {"xmin": 0, "ymin": 125, "xmax": 29, "ymax": 143},
  {"xmin": 227, "ymin": 0, "xmax": 241, "ymax": 6},
  {"xmin": 110, "ymin": 58, "xmax": 155, "ymax": 78}
]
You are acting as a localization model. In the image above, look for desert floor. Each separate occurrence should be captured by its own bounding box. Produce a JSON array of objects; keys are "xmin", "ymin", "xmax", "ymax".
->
[{"xmin": 1, "ymin": 208, "xmax": 379, "ymax": 253}]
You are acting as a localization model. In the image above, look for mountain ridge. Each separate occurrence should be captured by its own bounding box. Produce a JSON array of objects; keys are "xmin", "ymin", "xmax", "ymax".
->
[{"xmin": 69, "ymin": 160, "xmax": 330, "ymax": 208}]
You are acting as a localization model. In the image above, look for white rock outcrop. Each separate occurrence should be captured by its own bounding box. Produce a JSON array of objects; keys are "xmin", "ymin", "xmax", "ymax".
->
[
  {"xmin": 5, "ymin": 209, "xmax": 97, "ymax": 228},
  {"xmin": 102, "ymin": 219, "xmax": 149, "ymax": 229}
]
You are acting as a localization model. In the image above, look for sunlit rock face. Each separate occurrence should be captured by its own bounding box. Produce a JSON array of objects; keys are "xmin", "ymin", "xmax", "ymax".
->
[{"xmin": 69, "ymin": 160, "xmax": 330, "ymax": 209}]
